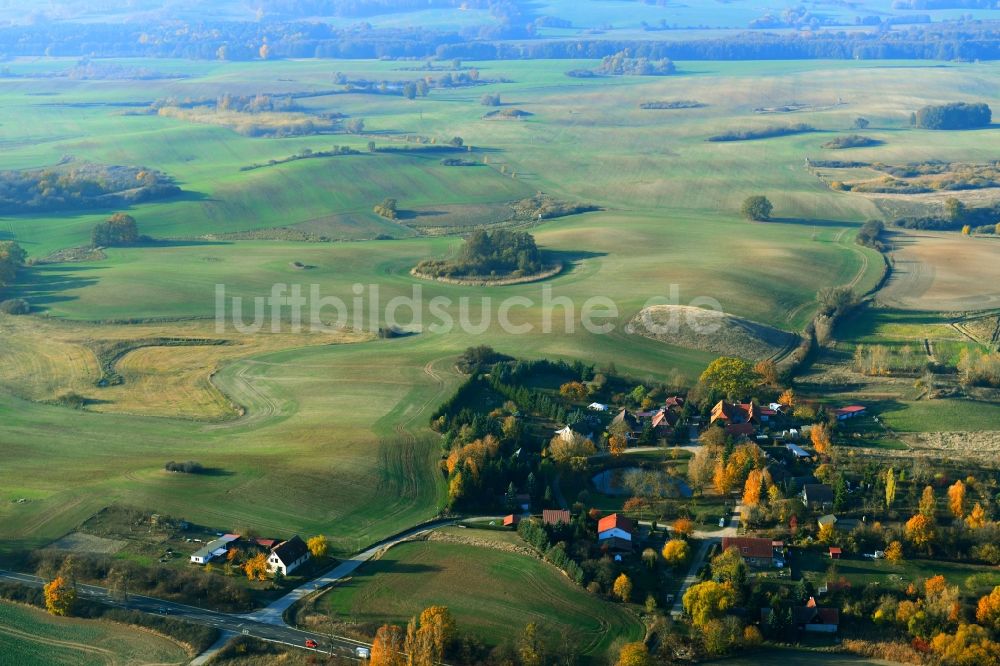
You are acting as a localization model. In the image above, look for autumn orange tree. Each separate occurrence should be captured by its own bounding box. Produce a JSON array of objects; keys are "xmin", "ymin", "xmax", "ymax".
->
[
  {"xmin": 559, "ymin": 381, "xmax": 588, "ymax": 401},
  {"xmin": 810, "ymin": 422, "xmax": 831, "ymax": 455},
  {"xmin": 672, "ymin": 517, "xmax": 694, "ymax": 538},
  {"xmin": 930, "ymin": 624, "xmax": 1000, "ymax": 666},
  {"xmin": 742, "ymin": 468, "xmax": 766, "ymax": 507},
  {"xmin": 370, "ymin": 624, "xmax": 405, "ymax": 666},
  {"xmin": 976, "ymin": 585, "xmax": 1000, "ymax": 632},
  {"xmin": 778, "ymin": 388, "xmax": 796, "ymax": 408},
  {"xmin": 885, "ymin": 540, "xmax": 904, "ymax": 564},
  {"xmin": 947, "ymin": 480, "xmax": 967, "ymax": 520},
  {"xmin": 966, "ymin": 503, "xmax": 988, "ymax": 529},
  {"xmin": 43, "ymin": 576, "xmax": 76, "ymax": 616},
  {"xmin": 905, "ymin": 513, "xmax": 936, "ymax": 555},
  {"xmin": 244, "ymin": 552, "xmax": 269, "ymax": 581},
  {"xmin": 401, "ymin": 605, "xmax": 455, "ymax": 666},
  {"xmin": 608, "ymin": 433, "xmax": 627, "ymax": 457}
]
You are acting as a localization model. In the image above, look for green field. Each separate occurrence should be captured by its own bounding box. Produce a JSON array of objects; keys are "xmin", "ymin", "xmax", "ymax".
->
[
  {"xmin": 0, "ymin": 601, "xmax": 188, "ymax": 665},
  {"xmin": 320, "ymin": 532, "xmax": 644, "ymax": 659},
  {"xmin": 1, "ymin": 56, "xmax": 996, "ymax": 556}
]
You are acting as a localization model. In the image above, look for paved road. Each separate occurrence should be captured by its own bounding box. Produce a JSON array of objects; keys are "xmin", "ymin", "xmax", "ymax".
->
[
  {"xmin": 0, "ymin": 570, "xmax": 370, "ymax": 659},
  {"xmin": 668, "ymin": 504, "xmax": 741, "ymax": 617}
]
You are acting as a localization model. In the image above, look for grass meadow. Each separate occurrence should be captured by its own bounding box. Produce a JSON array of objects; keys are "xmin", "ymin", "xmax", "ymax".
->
[
  {"xmin": 0, "ymin": 56, "xmax": 996, "ymax": 554},
  {"xmin": 0, "ymin": 601, "xmax": 188, "ymax": 665},
  {"xmin": 320, "ymin": 532, "xmax": 644, "ymax": 660}
]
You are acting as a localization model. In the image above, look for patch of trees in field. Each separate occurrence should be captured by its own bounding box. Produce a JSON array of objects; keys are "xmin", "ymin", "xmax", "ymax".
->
[
  {"xmin": 92, "ymin": 213, "xmax": 139, "ymax": 247},
  {"xmin": 639, "ymin": 99, "xmax": 705, "ymax": 109},
  {"xmin": 708, "ymin": 123, "xmax": 816, "ymax": 142},
  {"xmin": 822, "ymin": 134, "xmax": 881, "ymax": 149},
  {"xmin": 165, "ymin": 460, "xmax": 205, "ymax": 474},
  {"xmin": 417, "ymin": 229, "xmax": 543, "ymax": 278},
  {"xmin": 567, "ymin": 49, "xmax": 675, "ymax": 77},
  {"xmin": 0, "ymin": 163, "xmax": 178, "ymax": 214},
  {"xmin": 826, "ymin": 160, "xmax": 1000, "ymax": 194},
  {"xmin": 915, "ymin": 102, "xmax": 992, "ymax": 130},
  {"xmin": 373, "ymin": 198, "xmax": 399, "ymax": 220}
]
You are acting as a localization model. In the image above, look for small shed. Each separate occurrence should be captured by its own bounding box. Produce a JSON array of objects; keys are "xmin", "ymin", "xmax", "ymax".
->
[{"xmin": 829, "ymin": 547, "xmax": 842, "ymax": 560}]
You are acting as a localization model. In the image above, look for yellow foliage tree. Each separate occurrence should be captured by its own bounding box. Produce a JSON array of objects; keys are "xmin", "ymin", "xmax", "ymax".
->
[
  {"xmin": 259, "ymin": 43, "xmax": 270, "ymax": 59},
  {"xmin": 886, "ymin": 540, "xmax": 904, "ymax": 564},
  {"xmin": 885, "ymin": 468, "xmax": 897, "ymax": 509},
  {"xmin": 682, "ymin": 581, "xmax": 735, "ymax": 627},
  {"xmin": 948, "ymin": 480, "xmax": 967, "ymax": 519},
  {"xmin": 43, "ymin": 577, "xmax": 76, "ymax": 616},
  {"xmin": 615, "ymin": 642, "xmax": 651, "ymax": 666},
  {"xmin": 613, "ymin": 573, "xmax": 633, "ymax": 603},
  {"xmin": 919, "ymin": 485, "xmax": 936, "ymax": 518},
  {"xmin": 244, "ymin": 552, "xmax": 269, "ymax": 581},
  {"xmin": 930, "ymin": 624, "xmax": 1000, "ymax": 666},
  {"xmin": 307, "ymin": 535, "xmax": 328, "ymax": 559},
  {"xmin": 778, "ymin": 388, "xmax": 796, "ymax": 408},
  {"xmin": 661, "ymin": 539, "xmax": 690, "ymax": 567},
  {"xmin": 818, "ymin": 522, "xmax": 837, "ymax": 543},
  {"xmin": 608, "ymin": 434, "xmax": 627, "ymax": 457}
]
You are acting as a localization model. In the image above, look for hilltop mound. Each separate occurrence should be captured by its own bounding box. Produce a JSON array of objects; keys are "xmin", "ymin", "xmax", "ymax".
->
[{"xmin": 627, "ymin": 305, "xmax": 799, "ymax": 361}]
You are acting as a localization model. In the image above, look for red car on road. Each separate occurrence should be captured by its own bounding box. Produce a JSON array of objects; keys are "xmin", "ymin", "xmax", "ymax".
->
[{"xmin": 305, "ymin": 639, "xmax": 319, "ymax": 649}]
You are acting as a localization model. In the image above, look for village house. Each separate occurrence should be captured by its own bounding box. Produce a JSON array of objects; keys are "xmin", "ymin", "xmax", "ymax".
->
[
  {"xmin": 610, "ymin": 408, "xmax": 641, "ymax": 441},
  {"xmin": 503, "ymin": 514, "xmax": 519, "ymax": 527},
  {"xmin": 597, "ymin": 513, "xmax": 634, "ymax": 551},
  {"xmin": 267, "ymin": 535, "xmax": 310, "ymax": 576},
  {"xmin": 793, "ymin": 597, "xmax": 840, "ymax": 633},
  {"xmin": 542, "ymin": 509, "xmax": 571, "ymax": 526},
  {"xmin": 802, "ymin": 483, "xmax": 835, "ymax": 509},
  {"xmin": 721, "ymin": 536, "xmax": 775, "ymax": 568}
]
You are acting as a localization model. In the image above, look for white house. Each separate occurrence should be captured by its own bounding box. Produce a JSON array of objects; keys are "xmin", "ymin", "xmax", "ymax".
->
[
  {"xmin": 190, "ymin": 534, "xmax": 240, "ymax": 565},
  {"xmin": 267, "ymin": 535, "xmax": 310, "ymax": 576}
]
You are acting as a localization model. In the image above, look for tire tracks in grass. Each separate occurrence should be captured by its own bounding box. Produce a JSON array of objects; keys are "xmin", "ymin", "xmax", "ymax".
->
[{"xmin": 0, "ymin": 622, "xmax": 120, "ymax": 665}]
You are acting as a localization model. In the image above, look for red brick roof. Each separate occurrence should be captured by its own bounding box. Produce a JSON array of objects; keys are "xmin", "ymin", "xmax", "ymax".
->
[
  {"xmin": 542, "ymin": 509, "xmax": 571, "ymax": 525},
  {"xmin": 835, "ymin": 405, "xmax": 866, "ymax": 415},
  {"xmin": 722, "ymin": 536, "xmax": 773, "ymax": 559},
  {"xmin": 597, "ymin": 513, "xmax": 634, "ymax": 534},
  {"xmin": 503, "ymin": 514, "xmax": 518, "ymax": 526}
]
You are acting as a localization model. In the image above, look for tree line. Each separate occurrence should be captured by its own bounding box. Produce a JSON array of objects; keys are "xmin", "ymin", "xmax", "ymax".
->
[{"xmin": 5, "ymin": 17, "xmax": 1000, "ymax": 62}]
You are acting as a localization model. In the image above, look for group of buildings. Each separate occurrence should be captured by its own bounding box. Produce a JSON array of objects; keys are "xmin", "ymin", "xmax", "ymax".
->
[{"xmin": 189, "ymin": 533, "xmax": 311, "ymax": 576}]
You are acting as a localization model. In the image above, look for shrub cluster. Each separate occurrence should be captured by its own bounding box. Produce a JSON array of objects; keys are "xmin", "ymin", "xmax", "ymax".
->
[
  {"xmin": 708, "ymin": 123, "xmax": 815, "ymax": 142},
  {"xmin": 165, "ymin": 460, "xmax": 205, "ymax": 474}
]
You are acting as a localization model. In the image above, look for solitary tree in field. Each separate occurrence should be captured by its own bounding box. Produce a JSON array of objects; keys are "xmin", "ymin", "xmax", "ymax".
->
[
  {"xmin": 741, "ymin": 195, "xmax": 773, "ymax": 221},
  {"xmin": 853, "ymin": 117, "xmax": 870, "ymax": 129}
]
